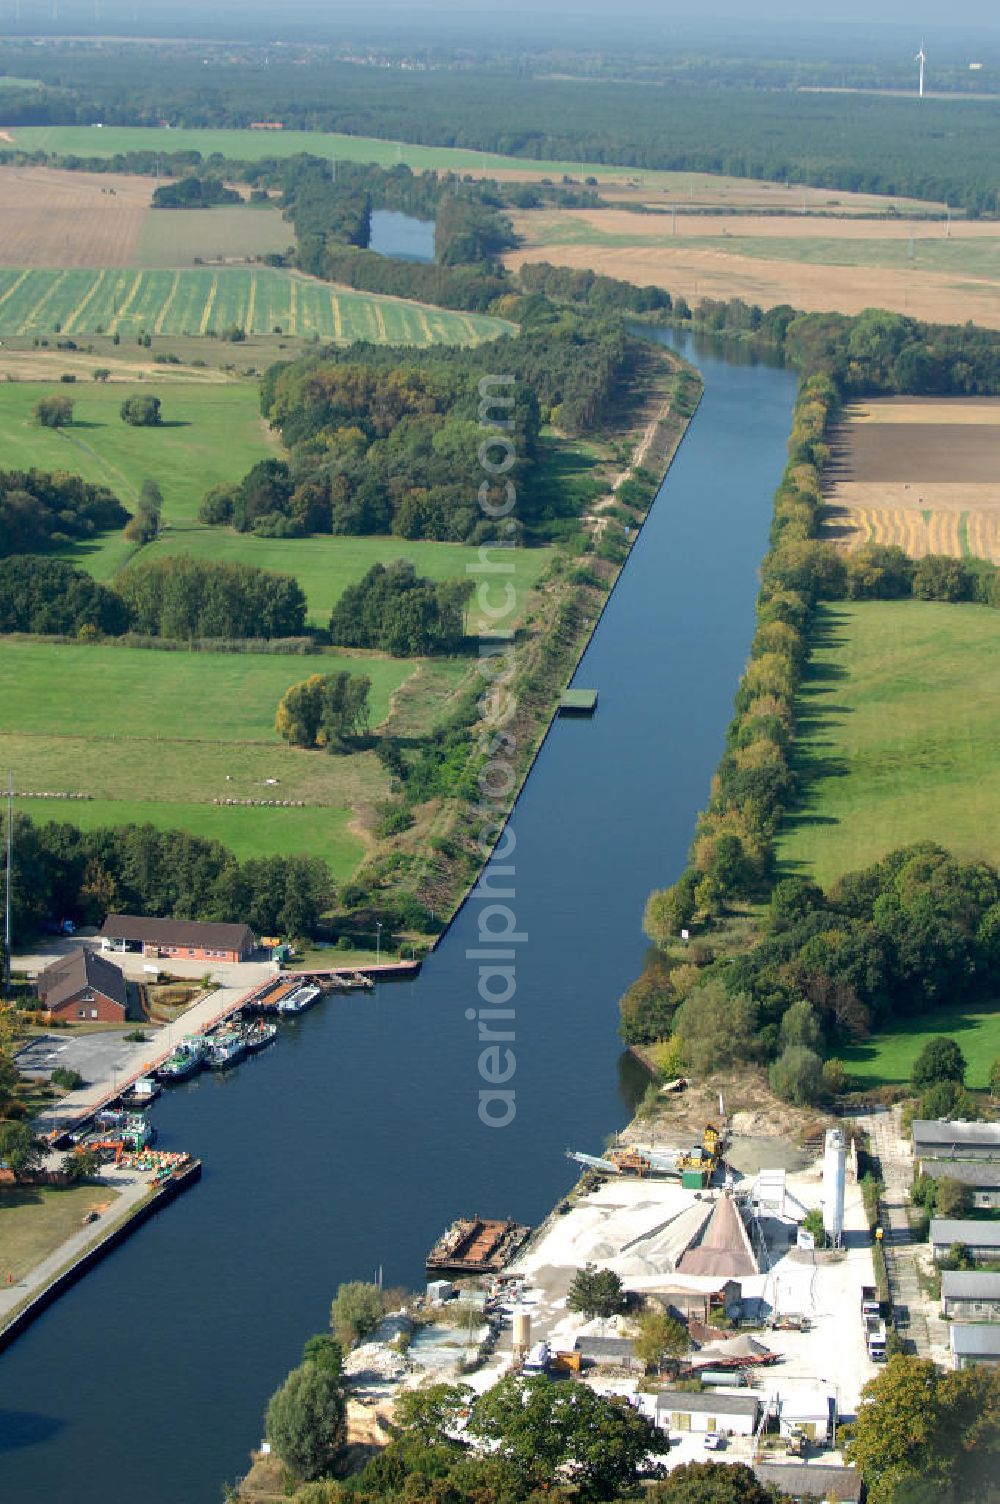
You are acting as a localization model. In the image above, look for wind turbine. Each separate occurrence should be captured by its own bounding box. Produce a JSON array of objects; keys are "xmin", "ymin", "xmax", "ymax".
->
[{"xmin": 916, "ymin": 41, "xmax": 927, "ymax": 98}]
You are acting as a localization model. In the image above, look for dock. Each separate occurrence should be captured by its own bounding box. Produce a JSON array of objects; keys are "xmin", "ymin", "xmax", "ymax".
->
[
  {"xmin": 427, "ymin": 1216, "xmax": 532, "ymax": 1276},
  {"xmin": 558, "ymin": 688, "xmax": 598, "ymax": 716}
]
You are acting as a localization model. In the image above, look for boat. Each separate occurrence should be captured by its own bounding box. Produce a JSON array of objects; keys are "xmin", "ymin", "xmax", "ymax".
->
[
  {"xmin": 275, "ymin": 983, "xmax": 320, "ymax": 1015},
  {"xmin": 426, "ymin": 1216, "xmax": 532, "ymax": 1276},
  {"xmin": 240, "ymin": 1020, "xmax": 277, "ymax": 1053},
  {"xmin": 156, "ymin": 1037, "xmax": 207, "ymax": 1083},
  {"xmin": 121, "ymin": 1076, "xmax": 161, "ymax": 1108},
  {"xmin": 205, "ymin": 1030, "xmax": 247, "ymax": 1070}
]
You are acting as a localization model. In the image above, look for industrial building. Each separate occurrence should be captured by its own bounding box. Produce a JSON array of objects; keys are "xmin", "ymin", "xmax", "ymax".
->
[
  {"xmin": 100, "ymin": 915, "xmax": 256, "ymax": 964},
  {"xmin": 647, "ymin": 1389, "xmax": 761, "ymax": 1437},
  {"xmin": 941, "ymin": 1271, "xmax": 1000, "ymax": 1322},
  {"xmin": 35, "ymin": 947, "xmax": 130, "ymax": 1023},
  {"xmin": 912, "ymin": 1120, "xmax": 1000, "ymax": 1161},
  {"xmin": 753, "ymin": 1463, "xmax": 862, "ymax": 1503},
  {"xmin": 918, "ymin": 1159, "xmax": 1000, "ymax": 1209},
  {"xmin": 949, "ymin": 1322, "xmax": 1000, "ymax": 1370},
  {"xmin": 930, "ymin": 1219, "xmax": 1000, "ymax": 1263}
]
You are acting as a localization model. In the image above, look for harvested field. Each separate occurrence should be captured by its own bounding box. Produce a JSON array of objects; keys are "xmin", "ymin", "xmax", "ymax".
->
[
  {"xmin": 0, "ymin": 167, "xmax": 151, "ymax": 267},
  {"xmin": 823, "ymin": 398, "xmax": 1000, "ymax": 562}
]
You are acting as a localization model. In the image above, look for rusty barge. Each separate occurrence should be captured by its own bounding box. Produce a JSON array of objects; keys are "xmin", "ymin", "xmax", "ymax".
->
[{"xmin": 426, "ymin": 1216, "xmax": 532, "ymax": 1276}]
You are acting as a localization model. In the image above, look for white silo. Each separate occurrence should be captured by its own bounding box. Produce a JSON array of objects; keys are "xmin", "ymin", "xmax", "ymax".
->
[{"xmin": 822, "ymin": 1128, "xmax": 846, "ymax": 1246}]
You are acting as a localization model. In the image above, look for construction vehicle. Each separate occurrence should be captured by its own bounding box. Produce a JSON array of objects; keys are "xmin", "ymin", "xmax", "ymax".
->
[{"xmin": 675, "ymin": 1124, "xmax": 724, "ymax": 1188}]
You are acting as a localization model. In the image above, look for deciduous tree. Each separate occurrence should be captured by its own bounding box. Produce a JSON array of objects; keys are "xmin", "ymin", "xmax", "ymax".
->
[{"xmin": 265, "ymin": 1361, "xmax": 346, "ymax": 1482}]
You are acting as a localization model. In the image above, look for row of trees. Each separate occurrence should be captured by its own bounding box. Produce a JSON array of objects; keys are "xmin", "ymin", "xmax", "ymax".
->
[
  {"xmin": 328, "ymin": 561, "xmax": 472, "ymax": 657},
  {"xmin": 2, "ymin": 812, "xmax": 333, "ymax": 945},
  {"xmin": 1, "ymin": 555, "xmax": 308, "ymax": 642}
]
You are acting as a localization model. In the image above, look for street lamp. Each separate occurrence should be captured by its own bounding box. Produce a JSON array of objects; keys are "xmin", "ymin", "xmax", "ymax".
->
[{"xmin": 375, "ymin": 920, "xmax": 382, "ymax": 968}]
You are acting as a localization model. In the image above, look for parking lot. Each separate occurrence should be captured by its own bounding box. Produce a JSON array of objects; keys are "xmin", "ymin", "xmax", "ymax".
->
[{"xmin": 16, "ymin": 1030, "xmax": 162, "ymax": 1088}]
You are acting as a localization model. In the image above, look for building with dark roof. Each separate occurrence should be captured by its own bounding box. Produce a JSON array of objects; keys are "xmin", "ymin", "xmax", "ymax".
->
[
  {"xmin": 36, "ymin": 947, "xmax": 130, "ymax": 1022},
  {"xmin": 930, "ymin": 1219, "xmax": 1000, "ymax": 1263},
  {"xmin": 950, "ymin": 1322, "xmax": 1000, "ymax": 1369},
  {"xmin": 572, "ymin": 1335, "xmax": 635, "ymax": 1368},
  {"xmin": 941, "ymin": 1270, "xmax": 1000, "ymax": 1321},
  {"xmin": 918, "ymin": 1158, "xmax": 1000, "ymax": 1209},
  {"xmin": 100, "ymin": 914, "xmax": 255, "ymax": 964},
  {"xmin": 753, "ymin": 1463, "xmax": 862, "ymax": 1503},
  {"xmin": 653, "ymin": 1389, "xmax": 760, "ymax": 1437},
  {"xmin": 912, "ymin": 1120, "xmax": 1000, "ymax": 1161}
]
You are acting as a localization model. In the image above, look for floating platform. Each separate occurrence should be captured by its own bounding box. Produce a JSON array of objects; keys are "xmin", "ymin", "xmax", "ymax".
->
[
  {"xmin": 559, "ymin": 688, "xmax": 598, "ymax": 716},
  {"xmin": 426, "ymin": 1216, "xmax": 532, "ymax": 1276}
]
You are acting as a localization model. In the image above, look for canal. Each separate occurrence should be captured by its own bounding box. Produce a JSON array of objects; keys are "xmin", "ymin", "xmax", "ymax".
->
[{"xmin": 0, "ymin": 331, "xmax": 797, "ymax": 1502}]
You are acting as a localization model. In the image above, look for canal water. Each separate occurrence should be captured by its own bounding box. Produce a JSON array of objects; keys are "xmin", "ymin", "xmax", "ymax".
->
[
  {"xmin": 367, "ymin": 209, "xmax": 436, "ymax": 262},
  {"xmin": 0, "ymin": 331, "xmax": 797, "ymax": 1503}
]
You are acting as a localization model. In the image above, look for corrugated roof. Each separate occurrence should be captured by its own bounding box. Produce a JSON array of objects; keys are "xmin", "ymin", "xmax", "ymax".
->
[
  {"xmin": 100, "ymin": 914, "xmax": 254, "ymax": 950},
  {"xmin": 950, "ymin": 1323, "xmax": 1000, "ymax": 1356},
  {"xmin": 920, "ymin": 1158, "xmax": 1000, "ymax": 1188},
  {"xmin": 931, "ymin": 1219, "xmax": 1000, "ymax": 1247},
  {"xmin": 913, "ymin": 1120, "xmax": 1000, "ymax": 1151},
  {"xmin": 657, "ymin": 1390, "xmax": 760, "ymax": 1417},
  {"xmin": 37, "ymin": 947, "xmax": 128, "ymax": 1013},
  {"xmin": 941, "ymin": 1271, "xmax": 1000, "ymax": 1299},
  {"xmin": 754, "ymin": 1463, "xmax": 861, "ymax": 1503},
  {"xmin": 677, "ymin": 1194, "xmax": 759, "ymax": 1278}
]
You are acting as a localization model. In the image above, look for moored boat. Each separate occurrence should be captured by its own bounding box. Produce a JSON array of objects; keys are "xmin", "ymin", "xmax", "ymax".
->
[
  {"xmin": 241, "ymin": 1020, "xmax": 277, "ymax": 1052},
  {"xmin": 156, "ymin": 1036, "xmax": 207, "ymax": 1082},
  {"xmin": 275, "ymin": 983, "xmax": 320, "ymax": 1015},
  {"xmin": 206, "ymin": 1030, "xmax": 247, "ymax": 1070}
]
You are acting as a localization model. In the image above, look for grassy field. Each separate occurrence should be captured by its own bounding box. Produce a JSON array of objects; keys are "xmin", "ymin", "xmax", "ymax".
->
[
  {"xmin": 0, "ymin": 379, "xmax": 277, "ymax": 524},
  {"xmin": 0, "ymin": 1184, "xmax": 117, "ymax": 1283},
  {"xmin": 134, "ymin": 204, "xmax": 295, "ymax": 268},
  {"xmin": 0, "ymin": 266, "xmax": 512, "ymax": 342},
  {"xmin": 2, "ymin": 127, "xmax": 943, "ymax": 213},
  {"xmin": 840, "ymin": 1000, "xmax": 1000, "ymax": 1089},
  {"xmin": 0, "ymin": 640, "xmax": 466, "ymax": 867},
  {"xmin": 131, "ymin": 526, "xmax": 551, "ymax": 627},
  {"xmin": 778, "ymin": 601, "xmax": 1000, "ymax": 885}
]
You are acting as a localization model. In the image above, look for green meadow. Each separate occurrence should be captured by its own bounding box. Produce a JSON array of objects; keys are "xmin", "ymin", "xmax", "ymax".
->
[
  {"xmin": 0, "ymin": 266, "xmax": 512, "ymax": 342},
  {"xmin": 0, "ymin": 641, "xmax": 470, "ymax": 869},
  {"xmin": 839, "ymin": 1000, "xmax": 1000, "ymax": 1089},
  {"xmin": 778, "ymin": 601, "xmax": 1000, "ymax": 885}
]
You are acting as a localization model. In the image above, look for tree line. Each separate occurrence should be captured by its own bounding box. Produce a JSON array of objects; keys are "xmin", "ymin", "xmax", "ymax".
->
[
  {"xmin": 1, "ymin": 812, "xmax": 333, "ymax": 948},
  {"xmin": 0, "ymin": 554, "xmax": 308, "ymax": 641},
  {"xmin": 0, "ymin": 467, "xmax": 129, "ymax": 557}
]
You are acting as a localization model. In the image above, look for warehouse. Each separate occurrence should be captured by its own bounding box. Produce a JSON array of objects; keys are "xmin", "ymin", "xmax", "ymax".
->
[
  {"xmin": 918, "ymin": 1159, "xmax": 1000, "ymax": 1210},
  {"xmin": 649, "ymin": 1389, "xmax": 760, "ymax": 1437},
  {"xmin": 930, "ymin": 1219, "xmax": 1000, "ymax": 1263},
  {"xmin": 100, "ymin": 914, "xmax": 256, "ymax": 964},
  {"xmin": 912, "ymin": 1120, "xmax": 1000, "ymax": 1162},
  {"xmin": 950, "ymin": 1322, "xmax": 1000, "ymax": 1370},
  {"xmin": 941, "ymin": 1271, "xmax": 1000, "ymax": 1322}
]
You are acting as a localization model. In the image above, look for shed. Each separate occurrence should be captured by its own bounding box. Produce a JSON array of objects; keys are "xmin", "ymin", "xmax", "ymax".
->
[
  {"xmin": 950, "ymin": 1322, "xmax": 1000, "ymax": 1369},
  {"xmin": 941, "ymin": 1270, "xmax": 1000, "ymax": 1321},
  {"xmin": 919, "ymin": 1158, "xmax": 1000, "ymax": 1209},
  {"xmin": 753, "ymin": 1463, "xmax": 862, "ymax": 1503},
  {"xmin": 654, "ymin": 1389, "xmax": 760, "ymax": 1436},
  {"xmin": 648, "ymin": 1278, "xmax": 742, "ymax": 1323},
  {"xmin": 778, "ymin": 1389, "xmax": 835, "ymax": 1445},
  {"xmin": 930, "ymin": 1219, "xmax": 1000, "ymax": 1263},
  {"xmin": 36, "ymin": 947, "xmax": 130, "ymax": 1023},
  {"xmin": 573, "ymin": 1335, "xmax": 635, "ymax": 1369},
  {"xmin": 912, "ymin": 1120, "xmax": 1000, "ymax": 1161}
]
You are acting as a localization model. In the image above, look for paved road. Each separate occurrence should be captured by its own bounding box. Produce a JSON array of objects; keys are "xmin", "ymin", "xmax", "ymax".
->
[{"xmin": 859, "ymin": 1107, "xmax": 949, "ymax": 1365}]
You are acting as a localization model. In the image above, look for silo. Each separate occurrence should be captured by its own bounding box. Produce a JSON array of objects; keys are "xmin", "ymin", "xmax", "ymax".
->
[
  {"xmin": 512, "ymin": 1309, "xmax": 532, "ymax": 1355},
  {"xmin": 822, "ymin": 1128, "xmax": 846, "ymax": 1246}
]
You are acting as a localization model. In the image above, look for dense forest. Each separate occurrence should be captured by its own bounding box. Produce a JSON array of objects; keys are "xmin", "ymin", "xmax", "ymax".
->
[{"xmin": 4, "ymin": 47, "xmax": 1000, "ymax": 210}]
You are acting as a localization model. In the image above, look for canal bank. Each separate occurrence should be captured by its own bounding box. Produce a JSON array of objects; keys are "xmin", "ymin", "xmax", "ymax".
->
[{"xmin": 0, "ymin": 332, "xmax": 797, "ymax": 1504}]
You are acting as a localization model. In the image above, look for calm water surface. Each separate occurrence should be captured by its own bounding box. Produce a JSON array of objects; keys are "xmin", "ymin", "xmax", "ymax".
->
[
  {"xmin": 367, "ymin": 210, "xmax": 436, "ymax": 262},
  {"xmin": 0, "ymin": 331, "xmax": 796, "ymax": 1504}
]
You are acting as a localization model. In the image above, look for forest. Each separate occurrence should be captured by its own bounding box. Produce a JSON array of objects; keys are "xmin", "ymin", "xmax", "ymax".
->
[{"xmin": 4, "ymin": 46, "xmax": 1000, "ymax": 210}]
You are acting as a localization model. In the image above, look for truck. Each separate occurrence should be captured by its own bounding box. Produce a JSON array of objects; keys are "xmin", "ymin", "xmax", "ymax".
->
[
  {"xmin": 861, "ymin": 1285, "xmax": 887, "ymax": 1361},
  {"xmin": 522, "ymin": 1341, "xmax": 550, "ymax": 1375}
]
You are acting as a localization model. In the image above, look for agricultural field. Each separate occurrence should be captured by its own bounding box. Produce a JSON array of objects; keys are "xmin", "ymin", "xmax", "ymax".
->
[
  {"xmin": 839, "ymin": 1000, "xmax": 1000, "ymax": 1090},
  {"xmin": 507, "ymin": 207, "xmax": 1000, "ymax": 328},
  {"xmin": 0, "ymin": 640, "xmax": 469, "ymax": 869},
  {"xmin": 135, "ymin": 204, "xmax": 294, "ymax": 268},
  {"xmin": 0, "ymin": 265, "xmax": 511, "ymax": 343},
  {"xmin": 823, "ymin": 398, "xmax": 1000, "ymax": 563},
  {"xmin": 778, "ymin": 600, "xmax": 1000, "ymax": 885},
  {"xmin": 3, "ymin": 125, "xmax": 945, "ymax": 213},
  {"xmin": 0, "ymin": 167, "xmax": 152, "ymax": 266}
]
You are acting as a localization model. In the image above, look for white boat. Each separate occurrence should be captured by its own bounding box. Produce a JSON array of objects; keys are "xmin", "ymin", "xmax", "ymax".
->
[
  {"xmin": 206, "ymin": 1031, "xmax": 247, "ymax": 1069},
  {"xmin": 275, "ymin": 983, "xmax": 320, "ymax": 1014}
]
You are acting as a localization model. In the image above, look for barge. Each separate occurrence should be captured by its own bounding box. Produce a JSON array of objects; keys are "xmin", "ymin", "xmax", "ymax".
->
[{"xmin": 426, "ymin": 1216, "xmax": 532, "ymax": 1277}]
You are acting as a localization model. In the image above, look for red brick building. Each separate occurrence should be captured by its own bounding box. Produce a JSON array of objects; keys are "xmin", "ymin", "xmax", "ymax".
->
[
  {"xmin": 100, "ymin": 915, "xmax": 256, "ymax": 964},
  {"xmin": 36, "ymin": 947, "xmax": 130, "ymax": 1023}
]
